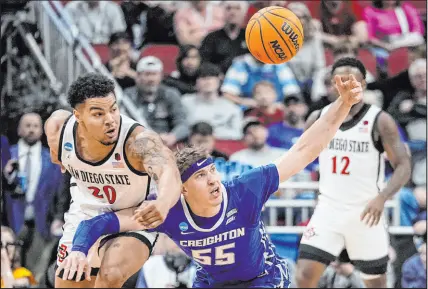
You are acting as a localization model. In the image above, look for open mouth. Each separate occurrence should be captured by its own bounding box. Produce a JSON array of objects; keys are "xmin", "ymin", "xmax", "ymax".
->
[
  {"xmin": 105, "ymin": 128, "xmax": 116, "ymax": 137},
  {"xmin": 210, "ymin": 186, "xmax": 220, "ymax": 197}
]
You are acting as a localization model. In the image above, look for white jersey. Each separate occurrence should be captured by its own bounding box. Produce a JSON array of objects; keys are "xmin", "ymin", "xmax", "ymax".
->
[
  {"xmin": 318, "ymin": 104, "xmax": 385, "ymax": 207},
  {"xmin": 59, "ymin": 114, "xmax": 152, "ymax": 215}
]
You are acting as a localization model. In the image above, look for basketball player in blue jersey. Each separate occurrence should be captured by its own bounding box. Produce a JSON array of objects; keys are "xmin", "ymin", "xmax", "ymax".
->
[{"xmin": 56, "ymin": 74, "xmax": 364, "ymax": 287}]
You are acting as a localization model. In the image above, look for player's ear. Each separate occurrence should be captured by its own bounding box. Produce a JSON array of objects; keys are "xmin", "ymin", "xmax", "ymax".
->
[
  {"xmin": 361, "ymin": 79, "xmax": 367, "ymax": 90},
  {"xmin": 181, "ymin": 185, "xmax": 188, "ymax": 196},
  {"xmin": 73, "ymin": 109, "xmax": 81, "ymax": 123}
]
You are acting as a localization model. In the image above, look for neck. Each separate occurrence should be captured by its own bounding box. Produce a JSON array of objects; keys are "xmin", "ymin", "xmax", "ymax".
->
[
  {"xmin": 21, "ymin": 139, "xmax": 38, "ymax": 147},
  {"xmin": 260, "ymin": 105, "xmax": 275, "ymax": 114},
  {"xmin": 345, "ymin": 102, "xmax": 365, "ymax": 121},
  {"xmin": 186, "ymin": 198, "xmax": 221, "ymax": 218},
  {"xmin": 200, "ymin": 91, "xmax": 217, "ymax": 100},
  {"xmin": 76, "ymin": 124, "xmax": 113, "ymax": 161},
  {"xmin": 250, "ymin": 144, "xmax": 266, "ymax": 152}
]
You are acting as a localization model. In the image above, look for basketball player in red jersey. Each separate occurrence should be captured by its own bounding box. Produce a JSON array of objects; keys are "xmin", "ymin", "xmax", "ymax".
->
[
  {"xmin": 295, "ymin": 58, "xmax": 411, "ymax": 288},
  {"xmin": 44, "ymin": 73, "xmax": 181, "ymax": 288}
]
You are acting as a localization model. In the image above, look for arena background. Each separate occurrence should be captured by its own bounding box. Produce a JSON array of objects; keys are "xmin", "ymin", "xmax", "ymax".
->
[{"xmin": 0, "ymin": 0, "xmax": 426, "ymax": 288}]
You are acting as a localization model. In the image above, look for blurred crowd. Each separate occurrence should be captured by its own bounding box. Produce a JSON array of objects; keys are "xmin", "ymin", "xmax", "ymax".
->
[{"xmin": 1, "ymin": 0, "xmax": 426, "ymax": 288}]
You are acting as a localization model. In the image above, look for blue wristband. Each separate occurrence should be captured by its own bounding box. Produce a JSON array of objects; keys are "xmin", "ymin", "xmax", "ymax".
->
[{"xmin": 72, "ymin": 212, "xmax": 120, "ymax": 255}]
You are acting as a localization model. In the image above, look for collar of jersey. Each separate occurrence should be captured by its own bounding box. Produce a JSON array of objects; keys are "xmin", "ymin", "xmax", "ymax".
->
[{"xmin": 180, "ymin": 183, "xmax": 228, "ymax": 233}]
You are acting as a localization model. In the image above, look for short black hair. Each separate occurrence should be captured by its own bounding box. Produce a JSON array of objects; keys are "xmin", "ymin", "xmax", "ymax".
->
[
  {"xmin": 109, "ymin": 31, "xmax": 131, "ymax": 46},
  {"xmin": 67, "ymin": 73, "xmax": 116, "ymax": 108},
  {"xmin": 190, "ymin": 122, "xmax": 213, "ymax": 136},
  {"xmin": 331, "ymin": 57, "xmax": 367, "ymax": 80},
  {"xmin": 198, "ymin": 62, "xmax": 221, "ymax": 78}
]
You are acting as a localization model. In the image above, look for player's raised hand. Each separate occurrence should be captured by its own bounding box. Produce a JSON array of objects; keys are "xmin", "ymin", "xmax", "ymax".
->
[
  {"xmin": 334, "ymin": 74, "xmax": 363, "ymax": 106},
  {"xmin": 56, "ymin": 251, "xmax": 91, "ymax": 282},
  {"xmin": 360, "ymin": 194, "xmax": 388, "ymax": 227},
  {"xmin": 132, "ymin": 200, "xmax": 169, "ymax": 229}
]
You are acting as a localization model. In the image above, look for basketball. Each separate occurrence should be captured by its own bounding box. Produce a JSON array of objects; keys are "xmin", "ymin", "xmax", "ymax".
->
[{"xmin": 245, "ymin": 6, "xmax": 304, "ymax": 64}]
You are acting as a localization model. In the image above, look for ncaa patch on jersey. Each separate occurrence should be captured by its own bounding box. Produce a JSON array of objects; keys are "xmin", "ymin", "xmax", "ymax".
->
[
  {"xmin": 179, "ymin": 222, "xmax": 188, "ymax": 232},
  {"xmin": 64, "ymin": 142, "xmax": 73, "ymax": 151}
]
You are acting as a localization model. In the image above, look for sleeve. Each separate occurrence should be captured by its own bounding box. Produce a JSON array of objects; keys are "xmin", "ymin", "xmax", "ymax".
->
[
  {"xmin": 220, "ymin": 61, "xmax": 246, "ymax": 96},
  {"xmin": 362, "ymin": 7, "xmax": 377, "ymax": 40},
  {"xmin": 403, "ymin": 3, "xmax": 425, "ymax": 35},
  {"xmin": 168, "ymin": 89, "xmax": 189, "ymax": 140},
  {"xmin": 278, "ymin": 65, "xmax": 301, "ymax": 98},
  {"xmin": 230, "ymin": 164, "xmax": 279, "ymax": 222},
  {"xmin": 110, "ymin": 3, "xmax": 127, "ymax": 33},
  {"xmin": 199, "ymin": 33, "xmax": 215, "ymax": 63}
]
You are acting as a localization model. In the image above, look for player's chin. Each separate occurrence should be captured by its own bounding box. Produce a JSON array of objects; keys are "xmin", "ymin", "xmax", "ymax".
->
[{"xmin": 100, "ymin": 135, "xmax": 118, "ymax": 146}]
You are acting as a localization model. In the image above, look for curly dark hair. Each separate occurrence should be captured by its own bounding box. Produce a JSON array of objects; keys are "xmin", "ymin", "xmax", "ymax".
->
[
  {"xmin": 67, "ymin": 73, "xmax": 116, "ymax": 108},
  {"xmin": 331, "ymin": 57, "xmax": 367, "ymax": 79}
]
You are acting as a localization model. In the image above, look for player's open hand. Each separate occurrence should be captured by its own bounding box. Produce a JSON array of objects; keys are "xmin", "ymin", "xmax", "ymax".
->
[
  {"xmin": 334, "ymin": 74, "xmax": 363, "ymax": 107},
  {"xmin": 132, "ymin": 200, "xmax": 169, "ymax": 229},
  {"xmin": 360, "ymin": 194, "xmax": 388, "ymax": 227},
  {"xmin": 56, "ymin": 251, "xmax": 91, "ymax": 282}
]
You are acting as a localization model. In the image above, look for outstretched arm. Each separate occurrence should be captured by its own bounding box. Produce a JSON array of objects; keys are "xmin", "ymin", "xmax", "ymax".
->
[
  {"xmin": 274, "ymin": 75, "xmax": 362, "ymax": 183},
  {"xmin": 126, "ymin": 127, "xmax": 182, "ymax": 228}
]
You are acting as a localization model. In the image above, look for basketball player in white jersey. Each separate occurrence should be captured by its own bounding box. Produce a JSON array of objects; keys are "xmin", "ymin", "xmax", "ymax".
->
[
  {"xmin": 294, "ymin": 57, "xmax": 411, "ymax": 288},
  {"xmin": 44, "ymin": 73, "xmax": 181, "ymax": 288}
]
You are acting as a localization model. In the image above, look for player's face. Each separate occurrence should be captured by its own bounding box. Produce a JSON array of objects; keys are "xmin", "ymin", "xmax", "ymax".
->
[
  {"xmin": 184, "ymin": 164, "xmax": 223, "ymax": 207},
  {"xmin": 75, "ymin": 93, "xmax": 120, "ymax": 146},
  {"xmin": 331, "ymin": 66, "xmax": 367, "ymax": 99}
]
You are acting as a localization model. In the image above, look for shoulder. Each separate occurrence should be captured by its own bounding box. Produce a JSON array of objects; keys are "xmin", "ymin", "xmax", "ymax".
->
[
  {"xmin": 376, "ymin": 111, "xmax": 398, "ymax": 132},
  {"xmin": 226, "ymin": 164, "xmax": 278, "ymax": 190},
  {"xmin": 45, "ymin": 110, "xmax": 72, "ymax": 137}
]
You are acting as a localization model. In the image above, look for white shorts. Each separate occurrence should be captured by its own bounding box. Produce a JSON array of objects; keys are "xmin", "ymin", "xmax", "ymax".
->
[
  {"xmin": 56, "ymin": 201, "xmax": 158, "ymax": 271},
  {"xmin": 299, "ymin": 200, "xmax": 389, "ymax": 274}
]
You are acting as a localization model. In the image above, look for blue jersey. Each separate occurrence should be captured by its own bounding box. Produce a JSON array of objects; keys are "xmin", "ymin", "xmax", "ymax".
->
[{"xmin": 156, "ymin": 164, "xmax": 291, "ymax": 288}]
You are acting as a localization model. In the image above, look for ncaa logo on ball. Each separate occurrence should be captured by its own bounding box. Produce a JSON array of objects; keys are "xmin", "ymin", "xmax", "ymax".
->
[
  {"xmin": 179, "ymin": 222, "xmax": 188, "ymax": 232},
  {"xmin": 281, "ymin": 22, "xmax": 300, "ymax": 52},
  {"xmin": 64, "ymin": 142, "xmax": 73, "ymax": 152},
  {"xmin": 270, "ymin": 40, "xmax": 286, "ymax": 60}
]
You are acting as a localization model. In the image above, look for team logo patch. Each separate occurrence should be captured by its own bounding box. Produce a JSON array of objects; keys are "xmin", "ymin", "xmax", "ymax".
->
[
  {"xmin": 64, "ymin": 142, "xmax": 73, "ymax": 151},
  {"xmin": 115, "ymin": 153, "xmax": 121, "ymax": 161},
  {"xmin": 179, "ymin": 222, "xmax": 188, "ymax": 232},
  {"xmin": 359, "ymin": 120, "xmax": 369, "ymax": 133},
  {"xmin": 303, "ymin": 226, "xmax": 317, "ymax": 240},
  {"xmin": 112, "ymin": 161, "xmax": 124, "ymax": 168}
]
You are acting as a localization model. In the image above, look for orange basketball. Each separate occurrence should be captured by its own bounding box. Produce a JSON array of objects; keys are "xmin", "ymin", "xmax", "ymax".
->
[{"xmin": 245, "ymin": 6, "xmax": 304, "ymax": 64}]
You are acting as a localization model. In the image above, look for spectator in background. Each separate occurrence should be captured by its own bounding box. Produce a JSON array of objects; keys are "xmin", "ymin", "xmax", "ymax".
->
[
  {"xmin": 2, "ymin": 113, "xmax": 62, "ymax": 277},
  {"xmin": 105, "ymin": 32, "xmax": 138, "ymax": 90},
  {"xmin": 387, "ymin": 59, "xmax": 426, "ymax": 186},
  {"xmin": 401, "ymin": 237, "xmax": 427, "ymax": 288},
  {"xmin": 120, "ymin": 1, "xmax": 149, "ymax": 49},
  {"xmin": 163, "ymin": 45, "xmax": 201, "ymax": 95},
  {"xmin": 318, "ymin": 252, "xmax": 366, "ymax": 288},
  {"xmin": 363, "ymin": 0, "xmax": 425, "ymax": 53},
  {"xmin": 244, "ymin": 1, "xmax": 288, "ymax": 24},
  {"xmin": 412, "ymin": 186, "xmax": 427, "ymax": 236},
  {"xmin": 1, "ymin": 135, "xmax": 10, "ymax": 171},
  {"xmin": 230, "ymin": 118, "xmax": 286, "ymax": 168},
  {"xmin": 267, "ymin": 96, "xmax": 307, "ymax": 150},
  {"xmin": 182, "ymin": 63, "xmax": 243, "ymax": 140},
  {"xmin": 64, "ymin": 0, "xmax": 126, "ymax": 44},
  {"xmin": 317, "ymin": 0, "xmax": 366, "ymax": 48},
  {"xmin": 143, "ymin": 1, "xmax": 181, "ymax": 46},
  {"xmin": 221, "ymin": 53, "xmax": 301, "ymax": 108},
  {"xmin": 188, "ymin": 122, "xmax": 229, "ymax": 161},
  {"xmin": 287, "ymin": 3, "xmax": 325, "ymax": 103},
  {"xmin": 244, "ymin": 81, "xmax": 284, "ymax": 127},
  {"xmin": 311, "ymin": 42, "xmax": 379, "ymax": 103},
  {"xmin": 174, "ymin": 1, "xmax": 224, "ymax": 47},
  {"xmin": 367, "ymin": 43, "xmax": 426, "ymax": 110},
  {"xmin": 1, "ymin": 226, "xmax": 36, "ymax": 288},
  {"xmin": 200, "ymin": 1, "xmax": 249, "ymax": 74},
  {"xmin": 124, "ymin": 56, "xmax": 188, "ymax": 147}
]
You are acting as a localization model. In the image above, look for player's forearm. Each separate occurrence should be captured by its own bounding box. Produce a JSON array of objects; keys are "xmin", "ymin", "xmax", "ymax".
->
[
  {"xmin": 72, "ymin": 208, "xmax": 142, "ymax": 255},
  {"xmin": 276, "ymin": 98, "xmax": 352, "ymax": 182},
  {"xmin": 156, "ymin": 164, "xmax": 182, "ymax": 209},
  {"xmin": 380, "ymin": 159, "xmax": 411, "ymax": 199}
]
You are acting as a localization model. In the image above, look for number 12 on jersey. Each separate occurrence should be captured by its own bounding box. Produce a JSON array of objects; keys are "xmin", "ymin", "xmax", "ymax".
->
[
  {"xmin": 192, "ymin": 243, "xmax": 235, "ymax": 265},
  {"xmin": 332, "ymin": 156, "xmax": 351, "ymax": 175}
]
